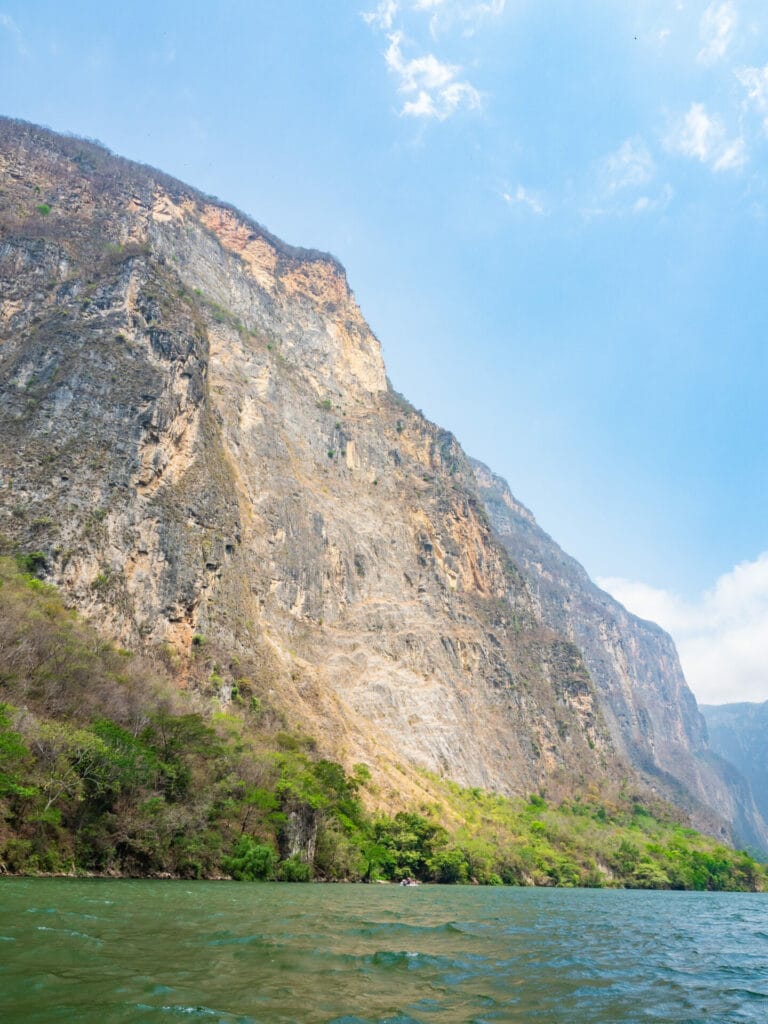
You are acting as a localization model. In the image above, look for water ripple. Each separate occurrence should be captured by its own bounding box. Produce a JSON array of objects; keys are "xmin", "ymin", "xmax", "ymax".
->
[{"xmin": 1, "ymin": 882, "xmax": 767, "ymax": 1023}]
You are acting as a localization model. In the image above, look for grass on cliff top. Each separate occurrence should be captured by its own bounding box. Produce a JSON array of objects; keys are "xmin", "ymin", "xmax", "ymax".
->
[{"xmin": 0, "ymin": 553, "xmax": 763, "ymax": 890}]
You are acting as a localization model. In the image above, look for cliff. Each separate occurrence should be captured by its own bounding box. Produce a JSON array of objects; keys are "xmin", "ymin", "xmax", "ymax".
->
[
  {"xmin": 471, "ymin": 460, "xmax": 768, "ymax": 850},
  {"xmin": 702, "ymin": 702, "xmax": 768, "ymax": 828},
  {"xmin": 0, "ymin": 118, "xmax": 616, "ymax": 807},
  {"xmin": 0, "ymin": 116, "xmax": 762, "ymax": 849}
]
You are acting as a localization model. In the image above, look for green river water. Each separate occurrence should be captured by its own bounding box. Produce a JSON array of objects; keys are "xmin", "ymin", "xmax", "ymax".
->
[{"xmin": 1, "ymin": 879, "xmax": 767, "ymax": 1023}]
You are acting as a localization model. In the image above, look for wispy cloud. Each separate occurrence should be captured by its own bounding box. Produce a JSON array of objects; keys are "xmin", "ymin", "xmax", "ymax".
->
[
  {"xmin": 601, "ymin": 137, "xmax": 656, "ymax": 194},
  {"xmin": 599, "ymin": 552, "xmax": 768, "ymax": 704},
  {"xmin": 363, "ymin": 0, "xmax": 399, "ymax": 31},
  {"xmin": 584, "ymin": 137, "xmax": 672, "ymax": 217},
  {"xmin": 737, "ymin": 63, "xmax": 768, "ymax": 132},
  {"xmin": 633, "ymin": 185, "xmax": 674, "ymax": 213},
  {"xmin": 501, "ymin": 185, "xmax": 547, "ymax": 215},
  {"xmin": 697, "ymin": 1, "xmax": 738, "ymax": 64},
  {"xmin": 668, "ymin": 102, "xmax": 746, "ymax": 171},
  {"xmin": 384, "ymin": 30, "xmax": 481, "ymax": 119},
  {"xmin": 364, "ymin": 0, "xmax": 504, "ymax": 121},
  {"xmin": 411, "ymin": 0, "xmax": 505, "ymax": 16},
  {"xmin": 0, "ymin": 12, "xmax": 28, "ymax": 56},
  {"xmin": 426, "ymin": 0, "xmax": 506, "ymax": 34}
]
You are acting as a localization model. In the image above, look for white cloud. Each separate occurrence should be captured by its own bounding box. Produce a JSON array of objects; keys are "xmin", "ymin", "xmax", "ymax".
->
[
  {"xmin": 415, "ymin": 0, "xmax": 504, "ymax": 15},
  {"xmin": 633, "ymin": 183, "xmax": 674, "ymax": 213},
  {"xmin": 598, "ymin": 552, "xmax": 768, "ymax": 705},
  {"xmin": 713, "ymin": 135, "xmax": 747, "ymax": 169},
  {"xmin": 363, "ymin": 1, "xmax": 399, "ymax": 30},
  {"xmin": 458, "ymin": 0, "xmax": 506, "ymax": 17},
  {"xmin": 668, "ymin": 102, "xmax": 746, "ymax": 171},
  {"xmin": 0, "ymin": 12, "xmax": 28, "ymax": 56},
  {"xmin": 601, "ymin": 138, "xmax": 656, "ymax": 194},
  {"xmin": 737, "ymin": 63, "xmax": 768, "ymax": 132},
  {"xmin": 384, "ymin": 30, "xmax": 481, "ymax": 119},
  {"xmin": 675, "ymin": 102, "xmax": 721, "ymax": 160},
  {"xmin": 365, "ymin": 0, "xmax": 502, "ymax": 118},
  {"xmin": 585, "ymin": 138, "xmax": 672, "ymax": 217},
  {"xmin": 501, "ymin": 185, "xmax": 547, "ymax": 215},
  {"xmin": 426, "ymin": 0, "xmax": 506, "ymax": 36},
  {"xmin": 697, "ymin": 1, "xmax": 738, "ymax": 64}
]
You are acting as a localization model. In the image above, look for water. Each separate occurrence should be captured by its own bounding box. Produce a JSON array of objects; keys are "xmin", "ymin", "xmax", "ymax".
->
[{"xmin": 1, "ymin": 881, "xmax": 767, "ymax": 1023}]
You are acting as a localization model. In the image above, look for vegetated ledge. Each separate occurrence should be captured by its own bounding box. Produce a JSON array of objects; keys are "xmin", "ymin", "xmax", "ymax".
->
[{"xmin": 0, "ymin": 551, "xmax": 764, "ymax": 891}]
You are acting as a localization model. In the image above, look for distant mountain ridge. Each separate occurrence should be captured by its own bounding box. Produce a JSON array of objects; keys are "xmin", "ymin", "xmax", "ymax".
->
[
  {"xmin": 0, "ymin": 115, "xmax": 764, "ymax": 852},
  {"xmin": 702, "ymin": 702, "xmax": 768, "ymax": 828},
  {"xmin": 471, "ymin": 460, "xmax": 768, "ymax": 851}
]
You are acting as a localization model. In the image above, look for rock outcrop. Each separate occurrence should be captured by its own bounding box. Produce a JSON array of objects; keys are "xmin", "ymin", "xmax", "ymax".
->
[
  {"xmin": 1, "ymin": 117, "xmax": 763, "ymax": 848},
  {"xmin": 471, "ymin": 460, "xmax": 768, "ymax": 850}
]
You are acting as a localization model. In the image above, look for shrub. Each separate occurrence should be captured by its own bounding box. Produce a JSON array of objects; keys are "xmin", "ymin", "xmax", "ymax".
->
[
  {"xmin": 0, "ymin": 705, "xmax": 36, "ymax": 798},
  {"xmin": 16, "ymin": 550, "xmax": 47, "ymax": 575},
  {"xmin": 429, "ymin": 847, "xmax": 469, "ymax": 884},
  {"xmin": 277, "ymin": 856, "xmax": 312, "ymax": 882},
  {"xmin": 222, "ymin": 836, "xmax": 277, "ymax": 881}
]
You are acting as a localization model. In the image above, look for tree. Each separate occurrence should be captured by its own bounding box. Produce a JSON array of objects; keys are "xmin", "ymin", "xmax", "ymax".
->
[{"xmin": 222, "ymin": 836, "xmax": 277, "ymax": 880}]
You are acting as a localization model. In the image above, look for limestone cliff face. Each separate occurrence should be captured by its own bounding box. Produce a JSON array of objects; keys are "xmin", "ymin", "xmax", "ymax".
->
[
  {"xmin": 702, "ymin": 703, "xmax": 768, "ymax": 830},
  {"xmin": 472, "ymin": 460, "xmax": 768, "ymax": 850},
  {"xmin": 0, "ymin": 119, "xmax": 615, "ymax": 805},
  {"xmin": 1, "ymin": 119, "xmax": 762, "ymax": 847}
]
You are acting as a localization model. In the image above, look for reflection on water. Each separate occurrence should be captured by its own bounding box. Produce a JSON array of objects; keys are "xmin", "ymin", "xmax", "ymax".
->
[{"xmin": 1, "ymin": 880, "xmax": 767, "ymax": 1023}]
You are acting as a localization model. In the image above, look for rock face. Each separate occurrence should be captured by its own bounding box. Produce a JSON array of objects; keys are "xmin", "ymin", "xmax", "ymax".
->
[
  {"xmin": 702, "ymin": 703, "xmax": 768, "ymax": 829},
  {"xmin": 0, "ymin": 118, "xmax": 614, "ymax": 805},
  {"xmin": 471, "ymin": 461, "xmax": 768, "ymax": 850},
  {"xmin": 0, "ymin": 117, "xmax": 764, "ymax": 848}
]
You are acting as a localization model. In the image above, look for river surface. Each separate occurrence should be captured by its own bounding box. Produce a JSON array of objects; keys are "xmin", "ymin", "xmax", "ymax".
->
[{"xmin": 1, "ymin": 880, "xmax": 767, "ymax": 1023}]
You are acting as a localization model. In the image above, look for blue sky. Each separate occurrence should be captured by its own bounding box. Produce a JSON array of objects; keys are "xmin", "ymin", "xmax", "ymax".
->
[{"xmin": 1, "ymin": 1, "xmax": 767, "ymax": 702}]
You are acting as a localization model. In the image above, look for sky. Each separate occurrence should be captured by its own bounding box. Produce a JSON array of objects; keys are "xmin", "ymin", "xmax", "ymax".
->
[{"xmin": 1, "ymin": 1, "xmax": 766, "ymax": 704}]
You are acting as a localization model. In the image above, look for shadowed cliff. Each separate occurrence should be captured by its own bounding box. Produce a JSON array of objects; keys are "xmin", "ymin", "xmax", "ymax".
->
[{"xmin": 702, "ymin": 702, "xmax": 768, "ymax": 829}]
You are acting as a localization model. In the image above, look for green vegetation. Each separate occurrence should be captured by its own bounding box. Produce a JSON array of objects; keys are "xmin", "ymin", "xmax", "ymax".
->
[
  {"xmin": 425, "ymin": 782, "xmax": 764, "ymax": 890},
  {"xmin": 0, "ymin": 555, "xmax": 764, "ymax": 889},
  {"xmin": 35, "ymin": 203, "xmax": 51, "ymax": 216}
]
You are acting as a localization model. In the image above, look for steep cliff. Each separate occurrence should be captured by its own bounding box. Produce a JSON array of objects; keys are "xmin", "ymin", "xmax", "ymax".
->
[
  {"xmin": 0, "ymin": 117, "xmax": 761, "ymax": 849},
  {"xmin": 0, "ymin": 118, "xmax": 615, "ymax": 807},
  {"xmin": 472, "ymin": 460, "xmax": 768, "ymax": 850},
  {"xmin": 702, "ymin": 703, "xmax": 768, "ymax": 827}
]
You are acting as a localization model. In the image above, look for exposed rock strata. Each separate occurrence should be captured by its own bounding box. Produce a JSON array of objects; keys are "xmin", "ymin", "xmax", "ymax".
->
[
  {"xmin": 471, "ymin": 460, "xmax": 768, "ymax": 850},
  {"xmin": 1, "ymin": 117, "xmax": 763, "ymax": 848},
  {"xmin": 0, "ymin": 119, "xmax": 614, "ymax": 806}
]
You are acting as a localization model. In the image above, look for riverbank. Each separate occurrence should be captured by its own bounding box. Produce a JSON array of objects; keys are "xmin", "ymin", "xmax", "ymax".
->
[{"xmin": 2, "ymin": 556, "xmax": 764, "ymax": 891}]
